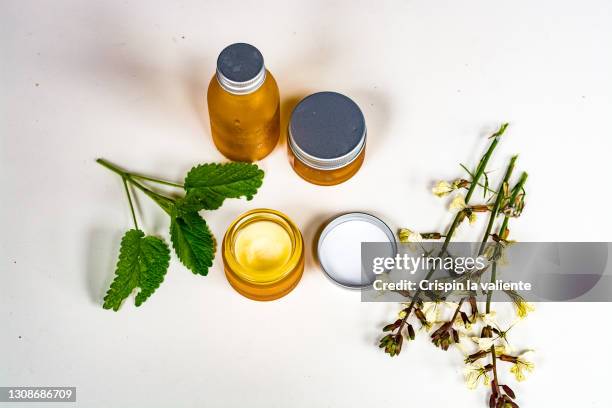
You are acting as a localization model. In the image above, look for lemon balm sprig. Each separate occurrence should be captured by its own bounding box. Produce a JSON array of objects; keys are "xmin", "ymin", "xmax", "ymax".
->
[{"xmin": 96, "ymin": 158, "xmax": 264, "ymax": 311}]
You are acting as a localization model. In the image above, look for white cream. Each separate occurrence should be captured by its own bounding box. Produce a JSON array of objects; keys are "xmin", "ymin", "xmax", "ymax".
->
[{"xmin": 318, "ymin": 215, "xmax": 395, "ymax": 287}]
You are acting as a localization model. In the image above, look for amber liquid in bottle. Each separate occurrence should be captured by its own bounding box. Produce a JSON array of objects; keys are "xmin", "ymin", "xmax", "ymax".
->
[{"xmin": 207, "ymin": 71, "xmax": 280, "ymax": 162}]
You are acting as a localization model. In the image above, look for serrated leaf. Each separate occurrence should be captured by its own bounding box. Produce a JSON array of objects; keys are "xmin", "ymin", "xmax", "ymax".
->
[
  {"xmin": 170, "ymin": 205, "xmax": 215, "ymax": 276},
  {"xmin": 103, "ymin": 229, "xmax": 170, "ymax": 311},
  {"xmin": 183, "ymin": 162, "xmax": 264, "ymax": 211}
]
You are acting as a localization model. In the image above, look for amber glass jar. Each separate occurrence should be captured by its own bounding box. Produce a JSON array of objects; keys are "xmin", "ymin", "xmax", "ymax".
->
[
  {"xmin": 207, "ymin": 43, "xmax": 280, "ymax": 162},
  {"xmin": 222, "ymin": 209, "xmax": 304, "ymax": 301},
  {"xmin": 288, "ymin": 92, "xmax": 366, "ymax": 186}
]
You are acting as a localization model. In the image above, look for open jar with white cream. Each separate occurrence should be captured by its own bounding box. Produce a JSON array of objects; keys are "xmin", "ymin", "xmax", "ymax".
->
[{"xmin": 317, "ymin": 213, "xmax": 397, "ymax": 288}]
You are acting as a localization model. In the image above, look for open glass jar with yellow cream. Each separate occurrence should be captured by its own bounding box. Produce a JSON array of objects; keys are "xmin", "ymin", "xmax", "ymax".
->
[
  {"xmin": 288, "ymin": 92, "xmax": 366, "ymax": 185},
  {"xmin": 207, "ymin": 43, "xmax": 280, "ymax": 162},
  {"xmin": 222, "ymin": 209, "xmax": 304, "ymax": 301}
]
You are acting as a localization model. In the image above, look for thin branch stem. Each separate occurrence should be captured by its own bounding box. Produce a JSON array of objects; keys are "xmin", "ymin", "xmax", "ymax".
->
[
  {"xmin": 126, "ymin": 176, "xmax": 175, "ymax": 215},
  {"xmin": 122, "ymin": 177, "xmax": 139, "ymax": 229},
  {"xmin": 482, "ymin": 171, "xmax": 528, "ymax": 404},
  {"xmin": 97, "ymin": 158, "xmax": 176, "ymax": 215},
  {"xmin": 96, "ymin": 158, "xmax": 127, "ymax": 177},
  {"xmin": 130, "ymin": 173, "xmax": 184, "ymax": 188},
  {"xmin": 485, "ymin": 171, "xmax": 528, "ymax": 313},
  {"xmin": 486, "ymin": 263, "xmax": 497, "ymax": 314},
  {"xmin": 478, "ymin": 155, "xmax": 518, "ymax": 256},
  {"xmin": 451, "ymin": 298, "xmax": 466, "ymax": 321},
  {"xmin": 459, "ymin": 166, "xmax": 498, "ymax": 196},
  {"xmin": 473, "ymin": 182, "xmax": 498, "ymax": 196},
  {"xmin": 490, "ymin": 344, "xmax": 499, "ymax": 392}
]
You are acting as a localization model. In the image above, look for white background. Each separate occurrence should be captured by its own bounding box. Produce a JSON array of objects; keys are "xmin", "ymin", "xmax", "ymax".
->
[{"xmin": 2, "ymin": 0, "xmax": 611, "ymax": 407}]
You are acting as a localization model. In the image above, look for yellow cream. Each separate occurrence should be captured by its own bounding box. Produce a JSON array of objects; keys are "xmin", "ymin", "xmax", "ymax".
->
[
  {"xmin": 234, "ymin": 220, "xmax": 292, "ymax": 281},
  {"xmin": 223, "ymin": 209, "xmax": 304, "ymax": 301}
]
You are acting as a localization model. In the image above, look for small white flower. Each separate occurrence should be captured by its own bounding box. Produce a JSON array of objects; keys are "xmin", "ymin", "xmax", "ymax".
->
[
  {"xmin": 494, "ymin": 345, "xmax": 507, "ymax": 356},
  {"xmin": 477, "ymin": 311, "xmax": 497, "ymax": 326},
  {"xmin": 398, "ymin": 228, "xmax": 422, "ymax": 243},
  {"xmin": 515, "ymin": 301, "xmax": 535, "ymax": 319},
  {"xmin": 449, "ymin": 195, "xmax": 467, "ymax": 211},
  {"xmin": 432, "ymin": 181, "xmax": 454, "ymax": 197},
  {"xmin": 421, "ymin": 302, "xmax": 440, "ymax": 323},
  {"xmin": 464, "ymin": 363, "xmax": 490, "ymax": 390},
  {"xmin": 468, "ymin": 212, "xmax": 477, "ymax": 224},
  {"xmin": 509, "ymin": 350, "xmax": 535, "ymax": 381}
]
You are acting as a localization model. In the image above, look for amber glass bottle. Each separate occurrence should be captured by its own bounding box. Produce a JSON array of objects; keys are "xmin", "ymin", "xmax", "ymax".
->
[{"xmin": 207, "ymin": 43, "xmax": 280, "ymax": 162}]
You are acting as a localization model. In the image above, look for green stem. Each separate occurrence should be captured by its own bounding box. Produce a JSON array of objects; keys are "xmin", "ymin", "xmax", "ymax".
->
[
  {"xmin": 478, "ymin": 156, "xmax": 517, "ymax": 256},
  {"xmin": 401, "ymin": 124, "xmax": 507, "ymax": 317},
  {"xmin": 481, "ymin": 169, "xmax": 527, "ymax": 402},
  {"xmin": 485, "ymin": 262, "xmax": 497, "ymax": 314},
  {"xmin": 97, "ymin": 158, "xmax": 183, "ymax": 189},
  {"xmin": 472, "ymin": 181, "xmax": 498, "ymax": 196},
  {"xmin": 96, "ymin": 158, "xmax": 127, "ymax": 178},
  {"xmin": 490, "ymin": 344, "xmax": 499, "ymax": 392},
  {"xmin": 501, "ymin": 172, "xmax": 528, "ymax": 232},
  {"xmin": 122, "ymin": 177, "xmax": 139, "ymax": 229},
  {"xmin": 485, "ymin": 172, "xmax": 528, "ymax": 313},
  {"xmin": 460, "ymin": 167, "xmax": 498, "ymax": 198},
  {"xmin": 464, "ymin": 123, "xmax": 507, "ymax": 203},
  {"xmin": 130, "ymin": 173, "xmax": 184, "ymax": 188},
  {"xmin": 97, "ymin": 158, "xmax": 176, "ymax": 215},
  {"xmin": 128, "ymin": 177, "xmax": 175, "ymax": 214},
  {"xmin": 456, "ymin": 158, "xmax": 516, "ymax": 317}
]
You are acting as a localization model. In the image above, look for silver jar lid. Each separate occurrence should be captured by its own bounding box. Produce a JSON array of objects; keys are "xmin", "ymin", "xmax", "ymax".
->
[
  {"xmin": 216, "ymin": 43, "xmax": 267, "ymax": 95},
  {"xmin": 317, "ymin": 212, "xmax": 397, "ymax": 289},
  {"xmin": 289, "ymin": 92, "xmax": 366, "ymax": 170}
]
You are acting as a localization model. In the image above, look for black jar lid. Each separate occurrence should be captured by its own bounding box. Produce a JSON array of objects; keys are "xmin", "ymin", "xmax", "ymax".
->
[
  {"xmin": 216, "ymin": 43, "xmax": 266, "ymax": 95},
  {"xmin": 288, "ymin": 92, "xmax": 366, "ymax": 170}
]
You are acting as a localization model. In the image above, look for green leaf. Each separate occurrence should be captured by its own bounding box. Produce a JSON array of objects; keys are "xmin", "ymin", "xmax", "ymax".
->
[
  {"xmin": 172, "ymin": 192, "xmax": 205, "ymax": 214},
  {"xmin": 170, "ymin": 203, "xmax": 215, "ymax": 276},
  {"xmin": 103, "ymin": 229, "xmax": 170, "ymax": 311},
  {"xmin": 183, "ymin": 162, "xmax": 264, "ymax": 210}
]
